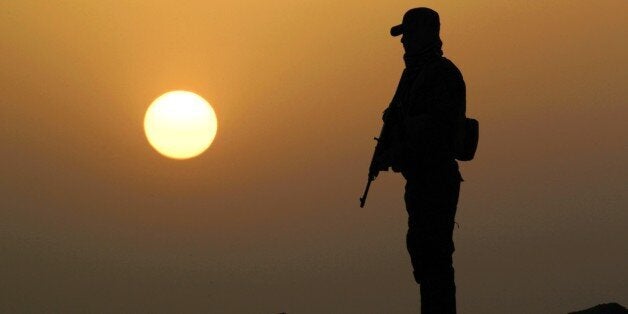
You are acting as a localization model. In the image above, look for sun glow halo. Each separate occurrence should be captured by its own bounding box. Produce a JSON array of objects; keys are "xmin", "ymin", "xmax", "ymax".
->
[{"xmin": 144, "ymin": 91, "xmax": 217, "ymax": 159}]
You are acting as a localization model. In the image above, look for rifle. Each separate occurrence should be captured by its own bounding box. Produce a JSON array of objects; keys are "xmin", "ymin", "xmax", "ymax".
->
[{"xmin": 359, "ymin": 108, "xmax": 398, "ymax": 208}]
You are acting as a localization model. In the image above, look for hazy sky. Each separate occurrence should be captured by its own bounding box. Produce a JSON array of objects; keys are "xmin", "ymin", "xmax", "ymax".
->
[{"xmin": 1, "ymin": 1, "xmax": 627, "ymax": 313}]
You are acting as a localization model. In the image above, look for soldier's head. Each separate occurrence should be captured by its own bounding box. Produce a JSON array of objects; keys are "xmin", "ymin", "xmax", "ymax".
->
[{"xmin": 391, "ymin": 8, "xmax": 442, "ymax": 55}]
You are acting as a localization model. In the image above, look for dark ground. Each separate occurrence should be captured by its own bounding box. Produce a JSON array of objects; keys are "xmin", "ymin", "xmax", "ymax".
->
[{"xmin": 569, "ymin": 303, "xmax": 628, "ymax": 314}]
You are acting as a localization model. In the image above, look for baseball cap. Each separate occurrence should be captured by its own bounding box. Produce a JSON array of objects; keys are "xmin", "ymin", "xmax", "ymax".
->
[{"xmin": 390, "ymin": 7, "xmax": 440, "ymax": 37}]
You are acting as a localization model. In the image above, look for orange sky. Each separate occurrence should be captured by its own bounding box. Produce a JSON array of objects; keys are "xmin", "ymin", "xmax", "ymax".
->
[{"xmin": 1, "ymin": 1, "xmax": 627, "ymax": 313}]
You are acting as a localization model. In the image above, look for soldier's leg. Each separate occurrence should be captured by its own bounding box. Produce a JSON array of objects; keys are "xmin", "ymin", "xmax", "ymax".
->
[{"xmin": 405, "ymin": 175, "xmax": 460, "ymax": 314}]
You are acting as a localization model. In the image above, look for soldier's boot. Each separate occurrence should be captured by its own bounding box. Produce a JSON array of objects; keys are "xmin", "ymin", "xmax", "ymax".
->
[{"xmin": 420, "ymin": 279, "xmax": 456, "ymax": 314}]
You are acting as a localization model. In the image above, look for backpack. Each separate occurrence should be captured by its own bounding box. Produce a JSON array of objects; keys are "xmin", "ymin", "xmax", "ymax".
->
[{"xmin": 454, "ymin": 117, "xmax": 479, "ymax": 161}]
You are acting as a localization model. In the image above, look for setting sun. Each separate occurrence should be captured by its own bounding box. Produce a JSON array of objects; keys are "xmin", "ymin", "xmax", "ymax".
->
[{"xmin": 144, "ymin": 91, "xmax": 217, "ymax": 159}]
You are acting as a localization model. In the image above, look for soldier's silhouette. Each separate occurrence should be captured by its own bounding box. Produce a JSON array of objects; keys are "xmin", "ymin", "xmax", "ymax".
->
[{"xmin": 366, "ymin": 7, "xmax": 467, "ymax": 314}]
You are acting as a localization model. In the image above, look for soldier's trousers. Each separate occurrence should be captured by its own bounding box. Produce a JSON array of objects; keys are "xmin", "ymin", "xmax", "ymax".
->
[{"xmin": 403, "ymin": 170, "xmax": 460, "ymax": 314}]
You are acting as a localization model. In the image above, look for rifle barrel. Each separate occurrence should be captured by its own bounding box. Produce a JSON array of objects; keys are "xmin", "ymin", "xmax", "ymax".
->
[{"xmin": 359, "ymin": 176, "xmax": 373, "ymax": 208}]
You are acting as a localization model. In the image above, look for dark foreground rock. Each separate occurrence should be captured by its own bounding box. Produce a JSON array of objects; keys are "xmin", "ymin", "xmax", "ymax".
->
[{"xmin": 569, "ymin": 303, "xmax": 628, "ymax": 314}]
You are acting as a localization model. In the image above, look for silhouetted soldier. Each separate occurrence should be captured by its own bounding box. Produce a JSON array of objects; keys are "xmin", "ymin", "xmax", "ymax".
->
[{"xmin": 376, "ymin": 8, "xmax": 466, "ymax": 314}]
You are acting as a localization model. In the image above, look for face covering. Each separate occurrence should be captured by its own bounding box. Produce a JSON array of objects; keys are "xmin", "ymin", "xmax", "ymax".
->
[{"xmin": 400, "ymin": 8, "xmax": 443, "ymax": 68}]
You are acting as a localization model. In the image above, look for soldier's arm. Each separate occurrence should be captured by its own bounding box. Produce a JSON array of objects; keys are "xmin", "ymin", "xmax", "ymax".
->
[
  {"xmin": 403, "ymin": 62, "xmax": 465, "ymax": 151},
  {"xmin": 424, "ymin": 61, "xmax": 465, "ymax": 126}
]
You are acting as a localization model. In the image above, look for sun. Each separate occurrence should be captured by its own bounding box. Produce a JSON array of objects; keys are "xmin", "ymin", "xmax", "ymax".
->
[{"xmin": 144, "ymin": 91, "xmax": 217, "ymax": 159}]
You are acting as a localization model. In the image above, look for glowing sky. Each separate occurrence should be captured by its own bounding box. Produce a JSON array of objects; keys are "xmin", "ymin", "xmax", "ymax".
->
[{"xmin": 1, "ymin": 1, "xmax": 626, "ymax": 313}]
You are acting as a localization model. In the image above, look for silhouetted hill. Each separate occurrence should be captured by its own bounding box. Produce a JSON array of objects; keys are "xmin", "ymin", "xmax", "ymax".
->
[{"xmin": 569, "ymin": 303, "xmax": 628, "ymax": 314}]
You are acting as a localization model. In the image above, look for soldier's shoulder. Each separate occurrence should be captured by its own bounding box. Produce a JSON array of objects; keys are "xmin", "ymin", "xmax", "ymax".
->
[
  {"xmin": 436, "ymin": 57, "xmax": 462, "ymax": 74},
  {"xmin": 429, "ymin": 57, "xmax": 463, "ymax": 83}
]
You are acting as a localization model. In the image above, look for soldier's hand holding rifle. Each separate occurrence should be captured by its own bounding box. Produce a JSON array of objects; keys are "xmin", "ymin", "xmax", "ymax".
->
[{"xmin": 359, "ymin": 107, "xmax": 399, "ymax": 208}]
